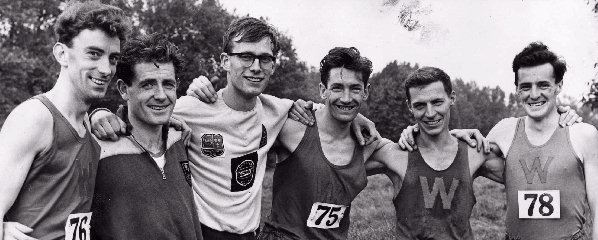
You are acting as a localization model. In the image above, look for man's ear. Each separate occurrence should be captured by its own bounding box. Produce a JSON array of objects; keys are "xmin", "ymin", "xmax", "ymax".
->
[
  {"xmin": 117, "ymin": 79, "xmax": 130, "ymax": 101},
  {"xmin": 362, "ymin": 83, "xmax": 370, "ymax": 100},
  {"xmin": 220, "ymin": 53, "xmax": 231, "ymax": 72},
  {"xmin": 407, "ymin": 100, "xmax": 413, "ymax": 114},
  {"xmin": 53, "ymin": 42, "xmax": 68, "ymax": 67},
  {"xmin": 555, "ymin": 81, "xmax": 563, "ymax": 95},
  {"xmin": 450, "ymin": 90, "xmax": 456, "ymax": 105},
  {"xmin": 319, "ymin": 83, "xmax": 329, "ymax": 100}
]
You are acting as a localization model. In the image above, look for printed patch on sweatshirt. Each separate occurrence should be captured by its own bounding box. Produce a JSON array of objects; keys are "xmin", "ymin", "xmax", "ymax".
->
[
  {"xmin": 201, "ymin": 133, "xmax": 224, "ymax": 157},
  {"xmin": 231, "ymin": 152, "xmax": 258, "ymax": 192}
]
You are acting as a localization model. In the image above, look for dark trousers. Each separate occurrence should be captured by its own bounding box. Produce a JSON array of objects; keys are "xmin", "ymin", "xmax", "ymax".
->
[{"xmin": 201, "ymin": 224, "xmax": 260, "ymax": 240}]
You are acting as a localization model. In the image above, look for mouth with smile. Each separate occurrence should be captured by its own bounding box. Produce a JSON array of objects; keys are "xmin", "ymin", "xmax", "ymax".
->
[
  {"xmin": 423, "ymin": 118, "xmax": 442, "ymax": 126},
  {"xmin": 90, "ymin": 76, "xmax": 109, "ymax": 86},
  {"xmin": 527, "ymin": 100, "xmax": 547, "ymax": 108},
  {"xmin": 148, "ymin": 104, "xmax": 170, "ymax": 111},
  {"xmin": 335, "ymin": 104, "xmax": 357, "ymax": 111},
  {"xmin": 244, "ymin": 76, "xmax": 264, "ymax": 82}
]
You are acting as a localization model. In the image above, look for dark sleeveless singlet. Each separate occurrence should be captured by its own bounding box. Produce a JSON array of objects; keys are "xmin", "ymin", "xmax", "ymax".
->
[
  {"xmin": 261, "ymin": 120, "xmax": 367, "ymax": 240},
  {"xmin": 4, "ymin": 95, "xmax": 100, "ymax": 240},
  {"xmin": 505, "ymin": 118, "xmax": 590, "ymax": 240},
  {"xmin": 393, "ymin": 141, "xmax": 475, "ymax": 240}
]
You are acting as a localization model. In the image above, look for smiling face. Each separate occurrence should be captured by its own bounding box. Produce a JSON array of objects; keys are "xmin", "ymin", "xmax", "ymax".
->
[
  {"xmin": 221, "ymin": 37, "xmax": 275, "ymax": 99},
  {"xmin": 408, "ymin": 81, "xmax": 455, "ymax": 137},
  {"xmin": 320, "ymin": 68, "xmax": 369, "ymax": 123},
  {"xmin": 516, "ymin": 63, "xmax": 561, "ymax": 121},
  {"xmin": 119, "ymin": 62, "xmax": 177, "ymax": 128},
  {"xmin": 62, "ymin": 29, "xmax": 121, "ymax": 102}
]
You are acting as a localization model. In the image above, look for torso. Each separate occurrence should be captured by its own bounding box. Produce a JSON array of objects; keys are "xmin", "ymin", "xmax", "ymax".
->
[
  {"xmin": 172, "ymin": 91, "xmax": 293, "ymax": 234},
  {"xmin": 5, "ymin": 95, "xmax": 101, "ymax": 240},
  {"xmin": 91, "ymin": 128, "xmax": 202, "ymax": 240},
  {"xmin": 264, "ymin": 120, "xmax": 367, "ymax": 240},
  {"xmin": 504, "ymin": 117, "xmax": 590, "ymax": 240},
  {"xmin": 393, "ymin": 140, "xmax": 475, "ymax": 240}
]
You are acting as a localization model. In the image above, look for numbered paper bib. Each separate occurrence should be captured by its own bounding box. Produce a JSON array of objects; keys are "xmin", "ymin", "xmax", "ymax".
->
[
  {"xmin": 518, "ymin": 190, "xmax": 560, "ymax": 219},
  {"xmin": 65, "ymin": 212, "xmax": 92, "ymax": 240},
  {"xmin": 306, "ymin": 202, "xmax": 347, "ymax": 229}
]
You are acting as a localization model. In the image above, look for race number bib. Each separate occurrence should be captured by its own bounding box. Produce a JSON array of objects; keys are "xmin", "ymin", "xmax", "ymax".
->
[
  {"xmin": 518, "ymin": 190, "xmax": 560, "ymax": 219},
  {"xmin": 306, "ymin": 202, "xmax": 347, "ymax": 229},
  {"xmin": 65, "ymin": 212, "xmax": 92, "ymax": 240}
]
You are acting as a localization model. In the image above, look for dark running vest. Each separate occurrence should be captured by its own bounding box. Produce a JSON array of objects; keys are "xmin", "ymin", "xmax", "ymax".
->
[
  {"xmin": 263, "ymin": 120, "xmax": 367, "ymax": 240},
  {"xmin": 4, "ymin": 95, "xmax": 100, "ymax": 240},
  {"xmin": 393, "ymin": 141, "xmax": 475, "ymax": 240},
  {"xmin": 505, "ymin": 118, "xmax": 591, "ymax": 240}
]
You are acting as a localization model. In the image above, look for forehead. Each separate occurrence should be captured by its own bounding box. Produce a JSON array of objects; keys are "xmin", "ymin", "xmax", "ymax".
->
[
  {"xmin": 409, "ymin": 81, "xmax": 449, "ymax": 103},
  {"xmin": 517, "ymin": 63, "xmax": 556, "ymax": 84},
  {"xmin": 132, "ymin": 62, "xmax": 176, "ymax": 82},
  {"xmin": 230, "ymin": 36, "xmax": 274, "ymax": 55},
  {"xmin": 71, "ymin": 29, "xmax": 120, "ymax": 52},
  {"xmin": 327, "ymin": 68, "xmax": 364, "ymax": 86}
]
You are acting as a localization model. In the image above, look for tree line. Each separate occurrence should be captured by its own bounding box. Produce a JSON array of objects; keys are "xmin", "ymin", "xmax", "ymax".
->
[{"xmin": 1, "ymin": 0, "xmax": 597, "ymax": 140}]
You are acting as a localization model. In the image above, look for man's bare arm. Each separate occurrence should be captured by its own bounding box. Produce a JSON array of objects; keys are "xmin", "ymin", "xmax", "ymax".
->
[
  {"xmin": 572, "ymin": 124, "xmax": 598, "ymax": 235},
  {"xmin": 0, "ymin": 100, "xmax": 52, "ymax": 239},
  {"xmin": 476, "ymin": 143, "xmax": 505, "ymax": 184}
]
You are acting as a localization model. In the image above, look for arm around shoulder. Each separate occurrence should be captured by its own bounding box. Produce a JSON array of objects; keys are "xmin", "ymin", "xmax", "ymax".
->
[{"xmin": 0, "ymin": 100, "xmax": 53, "ymax": 219}]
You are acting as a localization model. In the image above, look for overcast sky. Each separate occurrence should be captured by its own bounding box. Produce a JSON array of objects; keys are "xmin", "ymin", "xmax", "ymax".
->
[{"xmin": 218, "ymin": 0, "xmax": 598, "ymax": 99}]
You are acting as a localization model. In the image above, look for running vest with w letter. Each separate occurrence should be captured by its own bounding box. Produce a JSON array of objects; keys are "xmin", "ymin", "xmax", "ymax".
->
[
  {"xmin": 505, "ymin": 118, "xmax": 590, "ymax": 240},
  {"xmin": 393, "ymin": 141, "xmax": 475, "ymax": 240}
]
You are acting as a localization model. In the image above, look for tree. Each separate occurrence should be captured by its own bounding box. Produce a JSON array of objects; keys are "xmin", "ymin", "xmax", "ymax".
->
[{"xmin": 364, "ymin": 61, "xmax": 418, "ymax": 141}]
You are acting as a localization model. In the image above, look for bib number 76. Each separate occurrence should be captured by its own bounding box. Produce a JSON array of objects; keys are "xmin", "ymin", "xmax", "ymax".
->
[
  {"xmin": 306, "ymin": 202, "xmax": 347, "ymax": 229},
  {"xmin": 65, "ymin": 212, "xmax": 92, "ymax": 240},
  {"xmin": 518, "ymin": 190, "xmax": 560, "ymax": 219}
]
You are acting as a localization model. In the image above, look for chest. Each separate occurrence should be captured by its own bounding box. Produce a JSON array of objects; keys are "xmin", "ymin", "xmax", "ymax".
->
[{"xmin": 320, "ymin": 139, "xmax": 356, "ymax": 166}]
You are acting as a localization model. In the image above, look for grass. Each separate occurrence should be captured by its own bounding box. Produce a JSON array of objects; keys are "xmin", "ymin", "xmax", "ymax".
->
[{"xmin": 261, "ymin": 169, "xmax": 506, "ymax": 239}]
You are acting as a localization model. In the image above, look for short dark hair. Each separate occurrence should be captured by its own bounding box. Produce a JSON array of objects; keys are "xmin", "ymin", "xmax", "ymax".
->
[
  {"xmin": 404, "ymin": 67, "xmax": 452, "ymax": 102},
  {"xmin": 54, "ymin": 1, "xmax": 131, "ymax": 47},
  {"xmin": 319, "ymin": 47, "xmax": 373, "ymax": 86},
  {"xmin": 512, "ymin": 42, "xmax": 567, "ymax": 86},
  {"xmin": 222, "ymin": 17, "xmax": 280, "ymax": 55},
  {"xmin": 116, "ymin": 33, "xmax": 185, "ymax": 86}
]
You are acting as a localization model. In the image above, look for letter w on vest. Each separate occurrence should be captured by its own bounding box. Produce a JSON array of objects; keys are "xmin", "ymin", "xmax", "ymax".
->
[
  {"xmin": 519, "ymin": 157, "xmax": 553, "ymax": 184},
  {"xmin": 420, "ymin": 176, "xmax": 460, "ymax": 209}
]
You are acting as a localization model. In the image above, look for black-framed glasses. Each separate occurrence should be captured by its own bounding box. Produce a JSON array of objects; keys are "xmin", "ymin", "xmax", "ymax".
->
[{"xmin": 227, "ymin": 52, "xmax": 276, "ymax": 68}]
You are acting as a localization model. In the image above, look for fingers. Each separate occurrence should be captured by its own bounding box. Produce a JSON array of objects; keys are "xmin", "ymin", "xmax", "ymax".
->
[
  {"xmin": 353, "ymin": 125, "xmax": 365, "ymax": 146},
  {"xmin": 398, "ymin": 133, "xmax": 414, "ymax": 152},
  {"xmin": 364, "ymin": 127, "xmax": 381, "ymax": 145},
  {"xmin": 187, "ymin": 76, "xmax": 217, "ymax": 103},
  {"xmin": 169, "ymin": 116, "xmax": 184, "ymax": 131},
  {"xmin": 290, "ymin": 101, "xmax": 314, "ymax": 126},
  {"xmin": 4, "ymin": 222, "xmax": 36, "ymax": 240},
  {"xmin": 399, "ymin": 127, "xmax": 416, "ymax": 152}
]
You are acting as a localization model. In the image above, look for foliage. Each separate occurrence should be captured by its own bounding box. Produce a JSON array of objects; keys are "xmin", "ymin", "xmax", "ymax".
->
[{"xmin": 0, "ymin": 0, "xmax": 315, "ymax": 125}]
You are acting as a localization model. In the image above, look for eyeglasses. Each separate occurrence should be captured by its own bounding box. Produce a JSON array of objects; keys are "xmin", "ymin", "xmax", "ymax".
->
[{"xmin": 227, "ymin": 52, "xmax": 276, "ymax": 69}]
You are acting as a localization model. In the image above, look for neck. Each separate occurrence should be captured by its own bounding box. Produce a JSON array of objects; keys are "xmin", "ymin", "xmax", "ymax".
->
[
  {"xmin": 128, "ymin": 111, "xmax": 164, "ymax": 154},
  {"xmin": 223, "ymin": 85, "xmax": 257, "ymax": 111},
  {"xmin": 45, "ymin": 72, "xmax": 91, "ymax": 121},
  {"xmin": 316, "ymin": 107, "xmax": 352, "ymax": 140},
  {"xmin": 416, "ymin": 127, "xmax": 454, "ymax": 150},
  {"xmin": 525, "ymin": 108, "xmax": 560, "ymax": 133}
]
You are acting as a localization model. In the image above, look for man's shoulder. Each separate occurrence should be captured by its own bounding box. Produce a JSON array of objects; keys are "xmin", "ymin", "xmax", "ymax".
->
[
  {"xmin": 3, "ymin": 98, "xmax": 53, "ymax": 132},
  {"xmin": 494, "ymin": 117, "xmax": 519, "ymax": 131},
  {"xmin": 258, "ymin": 94, "xmax": 294, "ymax": 111},
  {"xmin": 97, "ymin": 137, "xmax": 142, "ymax": 159},
  {"xmin": 569, "ymin": 122, "xmax": 598, "ymax": 143}
]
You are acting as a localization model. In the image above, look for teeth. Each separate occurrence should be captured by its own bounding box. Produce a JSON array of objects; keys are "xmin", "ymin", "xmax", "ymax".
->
[
  {"xmin": 149, "ymin": 106, "xmax": 167, "ymax": 110},
  {"xmin": 528, "ymin": 102, "xmax": 545, "ymax": 107},
  {"xmin": 425, "ymin": 119, "xmax": 441, "ymax": 124},
  {"xmin": 245, "ymin": 77, "xmax": 262, "ymax": 82},
  {"xmin": 337, "ymin": 106, "xmax": 354, "ymax": 111},
  {"xmin": 90, "ymin": 77, "xmax": 107, "ymax": 85}
]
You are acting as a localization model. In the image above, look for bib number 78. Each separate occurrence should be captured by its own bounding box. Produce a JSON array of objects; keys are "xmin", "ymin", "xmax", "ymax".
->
[
  {"xmin": 518, "ymin": 190, "xmax": 560, "ymax": 219},
  {"xmin": 306, "ymin": 202, "xmax": 347, "ymax": 229}
]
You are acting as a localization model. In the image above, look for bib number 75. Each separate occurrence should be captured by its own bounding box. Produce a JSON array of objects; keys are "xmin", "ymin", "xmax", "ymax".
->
[
  {"xmin": 518, "ymin": 190, "xmax": 560, "ymax": 219},
  {"xmin": 65, "ymin": 212, "xmax": 92, "ymax": 240},
  {"xmin": 306, "ymin": 202, "xmax": 347, "ymax": 229}
]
